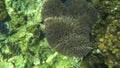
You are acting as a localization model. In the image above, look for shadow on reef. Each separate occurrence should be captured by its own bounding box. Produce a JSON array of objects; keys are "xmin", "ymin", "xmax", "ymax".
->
[
  {"xmin": 0, "ymin": 22, "xmax": 9, "ymax": 34},
  {"xmin": 0, "ymin": 0, "xmax": 11, "ymax": 41},
  {"xmin": 60, "ymin": 0, "xmax": 67, "ymax": 3}
]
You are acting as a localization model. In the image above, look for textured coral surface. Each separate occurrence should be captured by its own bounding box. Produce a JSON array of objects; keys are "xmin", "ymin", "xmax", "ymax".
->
[{"xmin": 42, "ymin": 0, "xmax": 98, "ymax": 57}]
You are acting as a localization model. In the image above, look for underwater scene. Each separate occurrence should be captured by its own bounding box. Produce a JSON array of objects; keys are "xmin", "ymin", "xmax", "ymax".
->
[{"xmin": 0, "ymin": 0, "xmax": 120, "ymax": 68}]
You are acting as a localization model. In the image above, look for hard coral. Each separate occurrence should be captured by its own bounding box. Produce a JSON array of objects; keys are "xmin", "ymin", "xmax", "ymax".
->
[{"xmin": 41, "ymin": 0, "xmax": 98, "ymax": 57}]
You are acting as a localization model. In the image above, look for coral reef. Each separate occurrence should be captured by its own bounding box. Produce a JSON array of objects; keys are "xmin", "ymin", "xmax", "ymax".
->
[
  {"xmin": 81, "ymin": 0, "xmax": 120, "ymax": 68},
  {"xmin": 0, "ymin": 0, "xmax": 82, "ymax": 68},
  {"xmin": 95, "ymin": 0, "xmax": 120, "ymax": 68},
  {"xmin": 41, "ymin": 0, "xmax": 98, "ymax": 57},
  {"xmin": 0, "ymin": 0, "xmax": 47, "ymax": 67},
  {"xmin": 0, "ymin": 0, "xmax": 119, "ymax": 68}
]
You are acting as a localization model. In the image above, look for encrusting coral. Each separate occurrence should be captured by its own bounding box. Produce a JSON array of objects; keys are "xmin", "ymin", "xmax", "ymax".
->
[{"xmin": 41, "ymin": 0, "xmax": 98, "ymax": 57}]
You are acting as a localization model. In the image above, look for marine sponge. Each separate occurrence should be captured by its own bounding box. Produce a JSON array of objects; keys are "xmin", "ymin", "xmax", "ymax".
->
[{"xmin": 41, "ymin": 0, "xmax": 98, "ymax": 57}]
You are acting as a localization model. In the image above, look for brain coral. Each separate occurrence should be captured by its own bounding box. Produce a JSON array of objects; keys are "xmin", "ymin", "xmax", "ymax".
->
[{"xmin": 41, "ymin": 0, "xmax": 98, "ymax": 57}]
